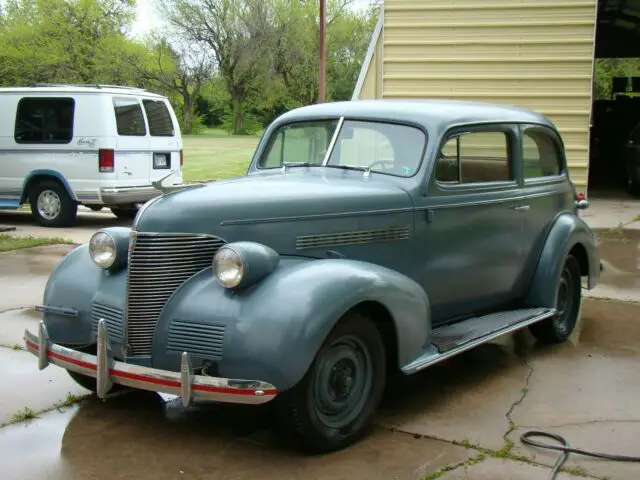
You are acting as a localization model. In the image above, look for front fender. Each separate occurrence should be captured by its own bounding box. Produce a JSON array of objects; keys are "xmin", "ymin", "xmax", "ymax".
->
[
  {"xmin": 152, "ymin": 257, "xmax": 430, "ymax": 392},
  {"xmin": 524, "ymin": 212, "xmax": 599, "ymax": 308},
  {"xmin": 41, "ymin": 244, "xmax": 127, "ymax": 349}
]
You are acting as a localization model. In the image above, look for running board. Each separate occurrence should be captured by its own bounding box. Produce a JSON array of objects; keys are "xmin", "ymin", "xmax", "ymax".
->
[{"xmin": 401, "ymin": 307, "xmax": 556, "ymax": 375}]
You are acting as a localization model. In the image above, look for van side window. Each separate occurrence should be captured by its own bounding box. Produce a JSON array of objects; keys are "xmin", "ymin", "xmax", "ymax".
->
[
  {"xmin": 435, "ymin": 131, "xmax": 511, "ymax": 184},
  {"xmin": 14, "ymin": 97, "xmax": 75, "ymax": 144},
  {"xmin": 142, "ymin": 99, "xmax": 175, "ymax": 136},
  {"xmin": 113, "ymin": 98, "xmax": 146, "ymax": 136},
  {"xmin": 523, "ymin": 130, "xmax": 562, "ymax": 178}
]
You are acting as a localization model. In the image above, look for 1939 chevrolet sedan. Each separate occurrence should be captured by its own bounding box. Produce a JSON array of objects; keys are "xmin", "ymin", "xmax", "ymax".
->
[{"xmin": 24, "ymin": 99, "xmax": 600, "ymax": 453}]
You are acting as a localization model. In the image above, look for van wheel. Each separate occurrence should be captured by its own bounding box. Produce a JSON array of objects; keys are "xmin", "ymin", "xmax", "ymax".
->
[
  {"xmin": 29, "ymin": 180, "xmax": 77, "ymax": 227},
  {"xmin": 276, "ymin": 311, "xmax": 386, "ymax": 453},
  {"xmin": 110, "ymin": 206, "xmax": 139, "ymax": 221}
]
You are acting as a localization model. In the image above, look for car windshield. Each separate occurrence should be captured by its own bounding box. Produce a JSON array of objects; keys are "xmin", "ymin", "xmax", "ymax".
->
[{"xmin": 257, "ymin": 118, "xmax": 426, "ymax": 177}]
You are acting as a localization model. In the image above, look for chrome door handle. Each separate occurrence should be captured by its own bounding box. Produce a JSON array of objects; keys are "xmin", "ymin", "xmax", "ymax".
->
[{"xmin": 512, "ymin": 204, "xmax": 530, "ymax": 211}]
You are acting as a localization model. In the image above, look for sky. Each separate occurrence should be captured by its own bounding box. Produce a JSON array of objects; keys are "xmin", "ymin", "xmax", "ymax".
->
[{"xmin": 131, "ymin": 0, "xmax": 377, "ymax": 38}]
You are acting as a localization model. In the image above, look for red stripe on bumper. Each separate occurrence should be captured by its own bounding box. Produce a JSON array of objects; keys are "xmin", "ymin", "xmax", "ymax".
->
[{"xmin": 25, "ymin": 339, "xmax": 277, "ymax": 397}]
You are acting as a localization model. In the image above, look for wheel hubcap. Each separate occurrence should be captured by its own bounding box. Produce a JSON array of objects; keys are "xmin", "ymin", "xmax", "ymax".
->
[
  {"xmin": 313, "ymin": 336, "xmax": 373, "ymax": 429},
  {"xmin": 37, "ymin": 190, "xmax": 61, "ymax": 220}
]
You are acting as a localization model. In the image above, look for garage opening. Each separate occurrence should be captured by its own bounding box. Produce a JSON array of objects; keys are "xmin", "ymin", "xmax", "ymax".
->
[{"xmin": 589, "ymin": 0, "xmax": 640, "ymax": 198}]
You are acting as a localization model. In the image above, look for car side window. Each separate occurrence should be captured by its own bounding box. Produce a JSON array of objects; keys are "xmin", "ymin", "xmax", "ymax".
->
[
  {"xmin": 14, "ymin": 97, "xmax": 75, "ymax": 144},
  {"xmin": 435, "ymin": 131, "xmax": 511, "ymax": 184},
  {"xmin": 523, "ymin": 129, "xmax": 562, "ymax": 178}
]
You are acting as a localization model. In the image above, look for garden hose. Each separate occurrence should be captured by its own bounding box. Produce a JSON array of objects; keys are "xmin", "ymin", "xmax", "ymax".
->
[{"xmin": 520, "ymin": 430, "xmax": 640, "ymax": 479}]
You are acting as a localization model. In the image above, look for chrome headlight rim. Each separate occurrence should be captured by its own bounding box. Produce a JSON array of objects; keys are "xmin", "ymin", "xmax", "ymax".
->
[
  {"xmin": 213, "ymin": 246, "xmax": 245, "ymax": 289},
  {"xmin": 89, "ymin": 230, "xmax": 117, "ymax": 269}
]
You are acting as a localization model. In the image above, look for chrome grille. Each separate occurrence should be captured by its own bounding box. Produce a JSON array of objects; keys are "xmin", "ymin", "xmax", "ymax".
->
[{"xmin": 125, "ymin": 233, "xmax": 226, "ymax": 356}]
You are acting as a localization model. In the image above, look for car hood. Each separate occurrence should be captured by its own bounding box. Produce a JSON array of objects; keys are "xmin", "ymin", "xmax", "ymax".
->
[{"xmin": 134, "ymin": 170, "xmax": 414, "ymax": 242}]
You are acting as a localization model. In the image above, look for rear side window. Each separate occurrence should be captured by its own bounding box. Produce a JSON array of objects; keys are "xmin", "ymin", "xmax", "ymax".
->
[
  {"xmin": 522, "ymin": 130, "xmax": 563, "ymax": 178},
  {"xmin": 14, "ymin": 97, "xmax": 75, "ymax": 144},
  {"xmin": 113, "ymin": 98, "xmax": 146, "ymax": 136},
  {"xmin": 435, "ymin": 131, "xmax": 512, "ymax": 184},
  {"xmin": 142, "ymin": 99, "xmax": 175, "ymax": 136}
]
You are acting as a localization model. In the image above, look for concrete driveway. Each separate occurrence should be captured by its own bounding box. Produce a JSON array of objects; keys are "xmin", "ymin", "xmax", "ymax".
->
[{"xmin": 1, "ymin": 226, "xmax": 640, "ymax": 479}]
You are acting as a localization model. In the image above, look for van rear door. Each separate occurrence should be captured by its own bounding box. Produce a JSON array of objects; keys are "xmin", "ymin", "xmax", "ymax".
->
[
  {"xmin": 112, "ymin": 97, "xmax": 150, "ymax": 182},
  {"xmin": 141, "ymin": 98, "xmax": 182, "ymax": 183}
]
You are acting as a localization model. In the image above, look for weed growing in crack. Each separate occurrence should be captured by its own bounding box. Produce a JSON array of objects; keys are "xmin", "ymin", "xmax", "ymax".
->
[
  {"xmin": 54, "ymin": 392, "xmax": 88, "ymax": 409},
  {"xmin": 11, "ymin": 406, "xmax": 38, "ymax": 422},
  {"xmin": 421, "ymin": 453, "xmax": 487, "ymax": 480},
  {"xmin": 12, "ymin": 344, "xmax": 23, "ymax": 351}
]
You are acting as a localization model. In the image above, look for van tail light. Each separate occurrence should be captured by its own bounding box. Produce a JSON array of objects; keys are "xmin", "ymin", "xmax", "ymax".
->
[
  {"xmin": 99, "ymin": 149, "xmax": 114, "ymax": 173},
  {"xmin": 180, "ymin": 149, "xmax": 184, "ymax": 168}
]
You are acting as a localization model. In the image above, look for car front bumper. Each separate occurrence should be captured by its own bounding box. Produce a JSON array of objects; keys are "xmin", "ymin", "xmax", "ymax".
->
[
  {"xmin": 99, "ymin": 186, "xmax": 163, "ymax": 205},
  {"xmin": 23, "ymin": 319, "xmax": 278, "ymax": 406}
]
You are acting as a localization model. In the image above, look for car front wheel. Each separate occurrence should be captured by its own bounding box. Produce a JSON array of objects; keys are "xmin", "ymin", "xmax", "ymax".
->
[
  {"xmin": 277, "ymin": 311, "xmax": 386, "ymax": 453},
  {"xmin": 529, "ymin": 254, "xmax": 582, "ymax": 343},
  {"xmin": 29, "ymin": 180, "xmax": 77, "ymax": 227}
]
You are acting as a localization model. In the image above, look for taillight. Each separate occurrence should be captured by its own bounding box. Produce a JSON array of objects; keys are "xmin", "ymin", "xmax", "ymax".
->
[
  {"xmin": 180, "ymin": 149, "xmax": 184, "ymax": 168},
  {"xmin": 576, "ymin": 192, "xmax": 585, "ymax": 201},
  {"xmin": 99, "ymin": 149, "xmax": 114, "ymax": 173}
]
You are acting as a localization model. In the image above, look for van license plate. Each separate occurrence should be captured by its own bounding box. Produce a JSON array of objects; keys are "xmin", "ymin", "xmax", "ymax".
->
[{"xmin": 153, "ymin": 153, "xmax": 169, "ymax": 169}]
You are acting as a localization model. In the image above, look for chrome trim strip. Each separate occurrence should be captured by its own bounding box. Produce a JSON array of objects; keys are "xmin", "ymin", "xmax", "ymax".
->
[
  {"xmin": 402, "ymin": 308, "xmax": 556, "ymax": 375},
  {"xmin": 24, "ymin": 322, "xmax": 277, "ymax": 405},
  {"xmin": 35, "ymin": 305, "xmax": 79, "ymax": 317},
  {"xmin": 180, "ymin": 352, "xmax": 193, "ymax": 407}
]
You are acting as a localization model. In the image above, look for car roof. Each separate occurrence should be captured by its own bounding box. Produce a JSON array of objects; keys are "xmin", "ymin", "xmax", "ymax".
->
[
  {"xmin": 276, "ymin": 99, "xmax": 556, "ymax": 130},
  {"xmin": 0, "ymin": 85, "xmax": 166, "ymax": 99}
]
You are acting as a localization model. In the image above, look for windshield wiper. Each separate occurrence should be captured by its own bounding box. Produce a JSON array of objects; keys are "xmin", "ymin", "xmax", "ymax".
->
[
  {"xmin": 281, "ymin": 161, "xmax": 316, "ymax": 172},
  {"xmin": 325, "ymin": 164, "xmax": 372, "ymax": 176}
]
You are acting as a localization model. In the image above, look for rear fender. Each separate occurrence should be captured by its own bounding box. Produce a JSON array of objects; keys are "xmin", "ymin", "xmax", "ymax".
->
[
  {"xmin": 524, "ymin": 213, "xmax": 599, "ymax": 308},
  {"xmin": 152, "ymin": 257, "xmax": 430, "ymax": 392}
]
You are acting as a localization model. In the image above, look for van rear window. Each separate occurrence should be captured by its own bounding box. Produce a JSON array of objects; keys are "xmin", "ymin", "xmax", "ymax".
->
[
  {"xmin": 14, "ymin": 97, "xmax": 75, "ymax": 144},
  {"xmin": 142, "ymin": 99, "xmax": 175, "ymax": 136},
  {"xmin": 113, "ymin": 98, "xmax": 146, "ymax": 136}
]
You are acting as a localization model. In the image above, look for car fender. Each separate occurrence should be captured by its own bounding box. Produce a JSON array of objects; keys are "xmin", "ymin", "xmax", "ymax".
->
[
  {"xmin": 524, "ymin": 212, "xmax": 599, "ymax": 309},
  {"xmin": 152, "ymin": 257, "xmax": 430, "ymax": 392},
  {"xmin": 40, "ymin": 244, "xmax": 127, "ymax": 348},
  {"xmin": 21, "ymin": 169, "xmax": 77, "ymax": 202}
]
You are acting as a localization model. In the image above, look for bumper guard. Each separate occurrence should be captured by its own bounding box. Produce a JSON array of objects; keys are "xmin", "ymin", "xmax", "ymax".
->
[{"xmin": 23, "ymin": 319, "xmax": 277, "ymax": 407}]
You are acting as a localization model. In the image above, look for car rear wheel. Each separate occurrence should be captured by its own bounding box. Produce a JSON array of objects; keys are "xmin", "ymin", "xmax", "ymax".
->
[
  {"xmin": 29, "ymin": 180, "xmax": 77, "ymax": 227},
  {"xmin": 529, "ymin": 254, "xmax": 581, "ymax": 344},
  {"xmin": 276, "ymin": 311, "xmax": 386, "ymax": 453}
]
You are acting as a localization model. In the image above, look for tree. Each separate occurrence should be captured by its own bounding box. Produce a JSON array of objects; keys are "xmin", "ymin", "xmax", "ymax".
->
[
  {"xmin": 134, "ymin": 34, "xmax": 214, "ymax": 133},
  {"xmin": 156, "ymin": 0, "xmax": 277, "ymax": 134}
]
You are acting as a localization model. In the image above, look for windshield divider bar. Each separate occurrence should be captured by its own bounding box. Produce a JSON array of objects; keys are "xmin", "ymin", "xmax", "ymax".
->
[{"xmin": 322, "ymin": 117, "xmax": 344, "ymax": 166}]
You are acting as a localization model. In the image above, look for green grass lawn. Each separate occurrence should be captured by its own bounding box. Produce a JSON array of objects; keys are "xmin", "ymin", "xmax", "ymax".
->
[
  {"xmin": 0, "ymin": 234, "xmax": 74, "ymax": 252},
  {"xmin": 181, "ymin": 128, "xmax": 261, "ymax": 182}
]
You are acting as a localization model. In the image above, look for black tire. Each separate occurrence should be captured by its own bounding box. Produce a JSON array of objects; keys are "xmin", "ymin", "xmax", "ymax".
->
[
  {"xmin": 529, "ymin": 254, "xmax": 582, "ymax": 344},
  {"xmin": 110, "ymin": 206, "xmax": 139, "ymax": 221},
  {"xmin": 276, "ymin": 311, "xmax": 386, "ymax": 453},
  {"xmin": 29, "ymin": 179, "xmax": 77, "ymax": 227},
  {"xmin": 66, "ymin": 370, "xmax": 128, "ymax": 394},
  {"xmin": 628, "ymin": 179, "xmax": 640, "ymax": 197}
]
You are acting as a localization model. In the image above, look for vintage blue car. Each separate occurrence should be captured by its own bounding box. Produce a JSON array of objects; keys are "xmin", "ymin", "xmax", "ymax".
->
[{"xmin": 24, "ymin": 99, "xmax": 600, "ymax": 453}]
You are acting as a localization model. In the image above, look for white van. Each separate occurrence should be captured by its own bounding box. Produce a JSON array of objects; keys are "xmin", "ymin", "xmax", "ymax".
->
[{"xmin": 0, "ymin": 84, "xmax": 184, "ymax": 227}]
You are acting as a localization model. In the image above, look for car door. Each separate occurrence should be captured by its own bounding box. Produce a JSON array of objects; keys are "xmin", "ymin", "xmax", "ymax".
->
[
  {"xmin": 413, "ymin": 124, "xmax": 525, "ymax": 324},
  {"xmin": 517, "ymin": 124, "xmax": 572, "ymax": 288}
]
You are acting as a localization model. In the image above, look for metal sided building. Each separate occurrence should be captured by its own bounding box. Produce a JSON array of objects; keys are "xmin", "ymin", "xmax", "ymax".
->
[{"xmin": 352, "ymin": 0, "xmax": 640, "ymax": 196}]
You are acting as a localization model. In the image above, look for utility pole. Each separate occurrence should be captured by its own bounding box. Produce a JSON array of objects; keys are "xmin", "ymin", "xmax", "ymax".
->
[{"xmin": 318, "ymin": 0, "xmax": 326, "ymax": 103}]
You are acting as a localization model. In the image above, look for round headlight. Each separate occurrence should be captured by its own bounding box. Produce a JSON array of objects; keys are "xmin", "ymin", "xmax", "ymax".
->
[
  {"xmin": 213, "ymin": 247, "xmax": 244, "ymax": 288},
  {"xmin": 89, "ymin": 231, "xmax": 117, "ymax": 269}
]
